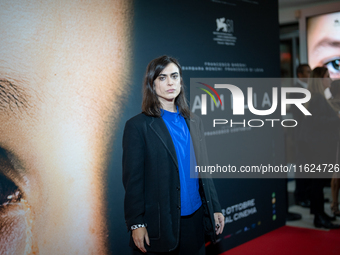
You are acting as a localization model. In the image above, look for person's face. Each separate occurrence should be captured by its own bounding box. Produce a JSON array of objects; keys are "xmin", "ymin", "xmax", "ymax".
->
[
  {"xmin": 298, "ymin": 66, "xmax": 311, "ymax": 83},
  {"xmin": 154, "ymin": 63, "xmax": 181, "ymax": 107},
  {"xmin": 308, "ymin": 12, "xmax": 340, "ymax": 79},
  {"xmin": 0, "ymin": 0, "xmax": 131, "ymax": 254}
]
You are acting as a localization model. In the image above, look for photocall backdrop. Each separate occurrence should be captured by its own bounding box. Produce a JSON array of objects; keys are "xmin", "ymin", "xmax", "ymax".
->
[
  {"xmin": 108, "ymin": 0, "xmax": 285, "ymax": 254},
  {"xmin": 0, "ymin": 0, "xmax": 286, "ymax": 254}
]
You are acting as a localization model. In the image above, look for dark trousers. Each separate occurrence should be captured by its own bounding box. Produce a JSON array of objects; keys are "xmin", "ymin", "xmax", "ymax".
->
[
  {"xmin": 294, "ymin": 178, "xmax": 311, "ymax": 201},
  {"xmin": 300, "ymin": 141, "xmax": 336, "ymax": 215},
  {"xmin": 294, "ymin": 140, "xmax": 311, "ymax": 202},
  {"xmin": 310, "ymin": 178, "xmax": 330, "ymax": 214},
  {"xmin": 133, "ymin": 206, "xmax": 205, "ymax": 255}
]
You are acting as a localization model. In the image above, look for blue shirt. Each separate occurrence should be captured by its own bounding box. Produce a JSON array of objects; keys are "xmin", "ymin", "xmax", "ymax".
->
[{"xmin": 161, "ymin": 108, "xmax": 202, "ymax": 216}]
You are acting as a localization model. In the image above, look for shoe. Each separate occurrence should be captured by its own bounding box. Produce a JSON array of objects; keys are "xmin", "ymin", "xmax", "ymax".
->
[
  {"xmin": 331, "ymin": 203, "xmax": 340, "ymax": 217},
  {"xmin": 322, "ymin": 212, "xmax": 336, "ymax": 221},
  {"xmin": 286, "ymin": 212, "xmax": 302, "ymax": 221},
  {"xmin": 295, "ymin": 199, "xmax": 311, "ymax": 208},
  {"xmin": 314, "ymin": 214, "xmax": 340, "ymax": 229}
]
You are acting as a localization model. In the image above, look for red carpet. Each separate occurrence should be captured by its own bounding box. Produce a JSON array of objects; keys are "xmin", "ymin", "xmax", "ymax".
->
[{"xmin": 220, "ymin": 226, "xmax": 340, "ymax": 255}]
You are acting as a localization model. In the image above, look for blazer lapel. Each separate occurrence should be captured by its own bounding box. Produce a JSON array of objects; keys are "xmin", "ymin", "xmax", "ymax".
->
[
  {"xmin": 185, "ymin": 116, "xmax": 201, "ymax": 142},
  {"xmin": 149, "ymin": 117, "xmax": 178, "ymax": 168},
  {"xmin": 185, "ymin": 118, "xmax": 190, "ymax": 132}
]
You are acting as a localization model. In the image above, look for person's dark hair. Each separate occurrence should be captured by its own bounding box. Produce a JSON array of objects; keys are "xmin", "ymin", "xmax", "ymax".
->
[
  {"xmin": 310, "ymin": 66, "xmax": 328, "ymax": 79},
  {"xmin": 307, "ymin": 66, "xmax": 329, "ymax": 96},
  {"xmin": 142, "ymin": 55, "xmax": 191, "ymax": 118},
  {"xmin": 305, "ymin": 66, "xmax": 330, "ymax": 111},
  {"xmin": 296, "ymin": 64, "xmax": 310, "ymax": 76},
  {"xmin": 330, "ymin": 79, "xmax": 340, "ymax": 98}
]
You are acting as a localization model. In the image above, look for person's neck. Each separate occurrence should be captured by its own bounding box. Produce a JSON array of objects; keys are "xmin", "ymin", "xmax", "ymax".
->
[{"xmin": 161, "ymin": 100, "xmax": 177, "ymax": 112}]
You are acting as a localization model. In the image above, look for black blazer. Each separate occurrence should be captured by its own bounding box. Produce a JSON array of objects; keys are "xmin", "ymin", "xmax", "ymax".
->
[{"xmin": 122, "ymin": 113, "xmax": 221, "ymax": 253}]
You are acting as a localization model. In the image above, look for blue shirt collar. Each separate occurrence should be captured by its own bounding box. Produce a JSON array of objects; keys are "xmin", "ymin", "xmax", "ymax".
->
[{"xmin": 161, "ymin": 105, "xmax": 180, "ymax": 116}]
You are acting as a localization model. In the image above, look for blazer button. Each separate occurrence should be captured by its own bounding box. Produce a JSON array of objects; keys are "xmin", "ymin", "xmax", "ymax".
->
[
  {"xmin": 177, "ymin": 187, "xmax": 180, "ymax": 191},
  {"xmin": 207, "ymin": 200, "xmax": 210, "ymax": 203},
  {"xmin": 177, "ymin": 206, "xmax": 181, "ymax": 209}
]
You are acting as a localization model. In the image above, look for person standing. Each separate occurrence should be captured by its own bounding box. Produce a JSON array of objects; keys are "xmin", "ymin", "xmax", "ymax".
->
[
  {"xmin": 299, "ymin": 67, "xmax": 340, "ymax": 229},
  {"xmin": 328, "ymin": 79, "xmax": 340, "ymax": 217},
  {"xmin": 292, "ymin": 64, "xmax": 312, "ymax": 208},
  {"xmin": 123, "ymin": 55, "xmax": 224, "ymax": 254}
]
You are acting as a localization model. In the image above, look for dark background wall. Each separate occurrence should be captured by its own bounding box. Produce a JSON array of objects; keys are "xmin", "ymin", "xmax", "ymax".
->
[{"xmin": 107, "ymin": 0, "xmax": 286, "ymax": 254}]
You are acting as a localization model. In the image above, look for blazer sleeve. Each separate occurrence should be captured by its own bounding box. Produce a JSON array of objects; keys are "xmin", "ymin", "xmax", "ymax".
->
[
  {"xmin": 122, "ymin": 119, "xmax": 146, "ymax": 231},
  {"xmin": 197, "ymin": 116, "xmax": 222, "ymax": 213}
]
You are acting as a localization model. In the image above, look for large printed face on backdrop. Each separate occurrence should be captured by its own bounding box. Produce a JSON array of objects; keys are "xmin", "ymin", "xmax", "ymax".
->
[
  {"xmin": 308, "ymin": 12, "xmax": 340, "ymax": 80},
  {"xmin": 0, "ymin": 0, "xmax": 131, "ymax": 254}
]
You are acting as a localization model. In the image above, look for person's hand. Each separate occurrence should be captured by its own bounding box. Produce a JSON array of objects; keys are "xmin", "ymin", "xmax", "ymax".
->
[
  {"xmin": 132, "ymin": 227, "xmax": 150, "ymax": 253},
  {"xmin": 214, "ymin": 212, "xmax": 225, "ymax": 235}
]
